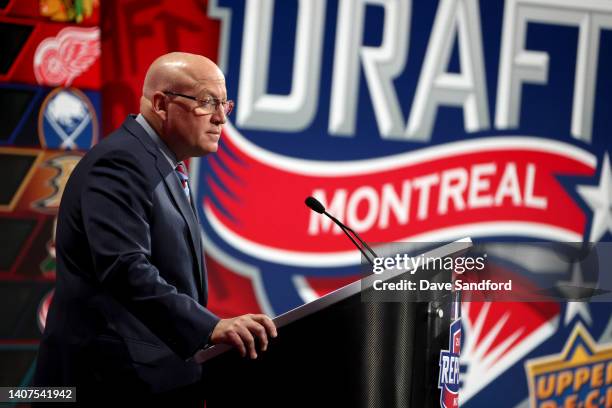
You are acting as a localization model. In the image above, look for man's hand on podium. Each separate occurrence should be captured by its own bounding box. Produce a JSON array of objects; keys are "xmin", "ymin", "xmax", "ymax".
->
[{"xmin": 210, "ymin": 314, "xmax": 277, "ymax": 359}]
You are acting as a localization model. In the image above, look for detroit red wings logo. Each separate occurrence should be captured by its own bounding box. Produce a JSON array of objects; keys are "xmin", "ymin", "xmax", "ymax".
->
[{"xmin": 33, "ymin": 26, "xmax": 100, "ymax": 87}]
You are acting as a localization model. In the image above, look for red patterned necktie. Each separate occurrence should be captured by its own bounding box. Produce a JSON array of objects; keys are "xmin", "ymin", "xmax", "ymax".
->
[{"xmin": 175, "ymin": 162, "xmax": 191, "ymax": 199}]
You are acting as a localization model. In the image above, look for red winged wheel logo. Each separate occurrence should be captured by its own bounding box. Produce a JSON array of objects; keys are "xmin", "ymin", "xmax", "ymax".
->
[{"xmin": 34, "ymin": 26, "xmax": 100, "ymax": 87}]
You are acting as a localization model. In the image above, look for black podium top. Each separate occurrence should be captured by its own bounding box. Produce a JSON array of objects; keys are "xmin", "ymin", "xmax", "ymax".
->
[{"xmin": 199, "ymin": 238, "xmax": 472, "ymax": 408}]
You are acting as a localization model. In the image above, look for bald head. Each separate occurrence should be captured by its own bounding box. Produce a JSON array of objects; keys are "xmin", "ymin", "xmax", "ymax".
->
[
  {"xmin": 142, "ymin": 52, "xmax": 224, "ymax": 101},
  {"xmin": 138, "ymin": 52, "xmax": 228, "ymax": 161}
]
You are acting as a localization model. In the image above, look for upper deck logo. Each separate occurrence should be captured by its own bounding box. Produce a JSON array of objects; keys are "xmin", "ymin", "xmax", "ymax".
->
[{"xmin": 525, "ymin": 322, "xmax": 612, "ymax": 408}]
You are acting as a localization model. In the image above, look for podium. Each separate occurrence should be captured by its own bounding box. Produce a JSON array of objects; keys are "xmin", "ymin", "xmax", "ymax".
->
[{"xmin": 198, "ymin": 239, "xmax": 472, "ymax": 407}]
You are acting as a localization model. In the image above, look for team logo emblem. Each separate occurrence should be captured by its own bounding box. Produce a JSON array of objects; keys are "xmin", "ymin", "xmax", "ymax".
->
[
  {"xmin": 525, "ymin": 322, "xmax": 612, "ymax": 408},
  {"xmin": 38, "ymin": 88, "xmax": 98, "ymax": 151},
  {"xmin": 196, "ymin": 0, "xmax": 609, "ymax": 317},
  {"xmin": 37, "ymin": 289, "xmax": 54, "ymax": 333},
  {"xmin": 40, "ymin": 0, "xmax": 99, "ymax": 23},
  {"xmin": 40, "ymin": 216, "xmax": 58, "ymax": 278},
  {"xmin": 439, "ymin": 318, "xmax": 462, "ymax": 408},
  {"xmin": 33, "ymin": 153, "xmax": 83, "ymax": 212},
  {"xmin": 33, "ymin": 26, "xmax": 100, "ymax": 87}
]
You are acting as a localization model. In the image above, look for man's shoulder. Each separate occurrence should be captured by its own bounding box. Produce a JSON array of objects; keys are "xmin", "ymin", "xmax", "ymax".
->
[
  {"xmin": 85, "ymin": 118, "xmax": 155, "ymax": 163},
  {"xmin": 98, "ymin": 119, "xmax": 145, "ymax": 151},
  {"xmin": 70, "ymin": 119, "xmax": 159, "ymax": 186}
]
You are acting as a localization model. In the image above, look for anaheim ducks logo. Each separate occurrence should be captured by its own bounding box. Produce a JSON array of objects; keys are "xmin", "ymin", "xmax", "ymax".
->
[
  {"xmin": 33, "ymin": 26, "xmax": 100, "ymax": 87},
  {"xmin": 33, "ymin": 154, "xmax": 82, "ymax": 212}
]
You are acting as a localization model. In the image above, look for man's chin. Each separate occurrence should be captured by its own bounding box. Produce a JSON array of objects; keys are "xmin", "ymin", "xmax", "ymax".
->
[{"xmin": 196, "ymin": 143, "xmax": 218, "ymax": 156}]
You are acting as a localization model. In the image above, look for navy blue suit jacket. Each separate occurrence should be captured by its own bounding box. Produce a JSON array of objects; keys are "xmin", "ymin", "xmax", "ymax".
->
[{"xmin": 34, "ymin": 116, "xmax": 220, "ymax": 396}]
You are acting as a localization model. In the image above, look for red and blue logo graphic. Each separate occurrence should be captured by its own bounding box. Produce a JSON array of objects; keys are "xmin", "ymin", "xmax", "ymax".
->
[
  {"xmin": 439, "ymin": 318, "xmax": 462, "ymax": 408},
  {"xmin": 192, "ymin": 1, "xmax": 612, "ymax": 405}
]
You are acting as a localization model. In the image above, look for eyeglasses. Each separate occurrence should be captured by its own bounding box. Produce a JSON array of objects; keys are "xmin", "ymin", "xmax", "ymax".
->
[{"xmin": 163, "ymin": 91, "xmax": 235, "ymax": 116}]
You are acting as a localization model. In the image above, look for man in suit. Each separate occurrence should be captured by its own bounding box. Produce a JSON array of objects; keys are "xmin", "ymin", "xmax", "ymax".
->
[{"xmin": 34, "ymin": 53, "xmax": 277, "ymax": 405}]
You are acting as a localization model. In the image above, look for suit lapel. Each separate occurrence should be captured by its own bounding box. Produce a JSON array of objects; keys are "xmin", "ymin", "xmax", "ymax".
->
[{"xmin": 123, "ymin": 117, "xmax": 204, "ymax": 300}]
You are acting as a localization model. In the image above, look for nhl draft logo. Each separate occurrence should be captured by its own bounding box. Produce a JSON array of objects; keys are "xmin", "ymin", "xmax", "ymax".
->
[
  {"xmin": 196, "ymin": 1, "xmax": 611, "ymax": 408},
  {"xmin": 525, "ymin": 322, "xmax": 612, "ymax": 408},
  {"xmin": 196, "ymin": 0, "xmax": 607, "ymax": 317},
  {"xmin": 439, "ymin": 318, "xmax": 462, "ymax": 408},
  {"xmin": 33, "ymin": 26, "xmax": 100, "ymax": 87},
  {"xmin": 38, "ymin": 88, "xmax": 98, "ymax": 151}
]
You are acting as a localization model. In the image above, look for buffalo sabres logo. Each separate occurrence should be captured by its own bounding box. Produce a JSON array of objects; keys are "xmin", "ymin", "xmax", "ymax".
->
[
  {"xmin": 33, "ymin": 26, "xmax": 100, "ymax": 87},
  {"xmin": 38, "ymin": 87, "xmax": 98, "ymax": 151}
]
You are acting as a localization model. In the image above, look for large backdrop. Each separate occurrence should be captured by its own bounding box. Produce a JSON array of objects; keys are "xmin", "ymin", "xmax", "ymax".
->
[{"xmin": 0, "ymin": 0, "xmax": 611, "ymax": 406}]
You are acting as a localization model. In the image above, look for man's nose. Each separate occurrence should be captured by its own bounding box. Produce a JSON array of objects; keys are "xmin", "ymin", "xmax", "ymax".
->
[{"xmin": 211, "ymin": 107, "xmax": 226, "ymax": 125}]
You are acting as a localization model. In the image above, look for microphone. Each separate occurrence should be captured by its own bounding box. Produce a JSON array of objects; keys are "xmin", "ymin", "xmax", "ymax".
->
[
  {"xmin": 305, "ymin": 196, "xmax": 378, "ymax": 264},
  {"xmin": 305, "ymin": 196, "xmax": 325, "ymax": 214}
]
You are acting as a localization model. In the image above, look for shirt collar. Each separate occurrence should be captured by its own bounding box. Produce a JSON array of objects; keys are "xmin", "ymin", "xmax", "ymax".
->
[{"xmin": 135, "ymin": 113, "xmax": 179, "ymax": 168}]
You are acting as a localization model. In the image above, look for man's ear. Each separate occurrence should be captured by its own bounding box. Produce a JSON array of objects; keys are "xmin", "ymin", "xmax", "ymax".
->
[{"xmin": 151, "ymin": 91, "xmax": 168, "ymax": 121}]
